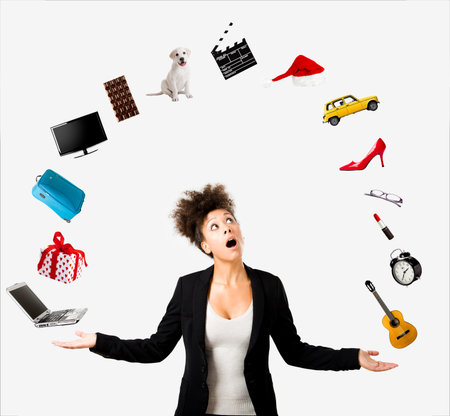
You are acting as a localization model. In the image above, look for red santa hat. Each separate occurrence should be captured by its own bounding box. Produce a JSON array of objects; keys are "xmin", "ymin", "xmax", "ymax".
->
[{"xmin": 264, "ymin": 55, "xmax": 325, "ymax": 87}]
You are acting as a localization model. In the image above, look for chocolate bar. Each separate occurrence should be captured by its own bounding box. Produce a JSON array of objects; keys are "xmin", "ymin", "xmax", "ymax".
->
[{"xmin": 103, "ymin": 76, "xmax": 139, "ymax": 122}]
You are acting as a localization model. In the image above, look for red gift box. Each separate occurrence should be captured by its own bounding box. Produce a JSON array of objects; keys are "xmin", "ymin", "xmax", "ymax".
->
[{"xmin": 37, "ymin": 232, "xmax": 87, "ymax": 284}]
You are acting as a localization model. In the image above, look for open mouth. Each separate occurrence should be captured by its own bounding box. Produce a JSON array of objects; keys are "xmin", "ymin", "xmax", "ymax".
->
[
  {"xmin": 226, "ymin": 239, "xmax": 237, "ymax": 248},
  {"xmin": 178, "ymin": 61, "xmax": 186, "ymax": 66}
]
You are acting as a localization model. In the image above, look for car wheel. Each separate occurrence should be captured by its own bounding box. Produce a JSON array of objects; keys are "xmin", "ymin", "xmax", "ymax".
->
[
  {"xmin": 367, "ymin": 101, "xmax": 378, "ymax": 111},
  {"xmin": 329, "ymin": 117, "xmax": 340, "ymax": 126}
]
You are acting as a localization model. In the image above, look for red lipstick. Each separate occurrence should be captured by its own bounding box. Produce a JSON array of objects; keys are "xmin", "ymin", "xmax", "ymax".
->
[{"xmin": 374, "ymin": 213, "xmax": 394, "ymax": 240}]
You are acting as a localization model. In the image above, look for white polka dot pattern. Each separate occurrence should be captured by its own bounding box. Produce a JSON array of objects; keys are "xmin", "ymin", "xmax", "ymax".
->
[{"xmin": 37, "ymin": 251, "xmax": 84, "ymax": 284}]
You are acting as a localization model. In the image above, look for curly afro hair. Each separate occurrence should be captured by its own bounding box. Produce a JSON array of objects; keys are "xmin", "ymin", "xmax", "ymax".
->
[{"xmin": 171, "ymin": 184, "xmax": 236, "ymax": 257}]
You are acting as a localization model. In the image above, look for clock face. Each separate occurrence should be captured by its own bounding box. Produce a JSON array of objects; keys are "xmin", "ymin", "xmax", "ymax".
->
[{"xmin": 393, "ymin": 260, "xmax": 415, "ymax": 284}]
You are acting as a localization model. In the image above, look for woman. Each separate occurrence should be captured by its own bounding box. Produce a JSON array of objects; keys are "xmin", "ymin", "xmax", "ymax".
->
[{"xmin": 53, "ymin": 184, "xmax": 397, "ymax": 416}]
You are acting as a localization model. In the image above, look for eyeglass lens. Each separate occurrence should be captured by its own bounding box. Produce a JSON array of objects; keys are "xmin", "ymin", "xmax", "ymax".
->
[
  {"xmin": 371, "ymin": 190, "xmax": 384, "ymax": 197},
  {"xmin": 385, "ymin": 193, "xmax": 402, "ymax": 202}
]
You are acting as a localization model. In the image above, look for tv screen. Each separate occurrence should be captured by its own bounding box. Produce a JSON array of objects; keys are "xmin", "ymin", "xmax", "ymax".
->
[{"xmin": 51, "ymin": 112, "xmax": 108, "ymax": 158}]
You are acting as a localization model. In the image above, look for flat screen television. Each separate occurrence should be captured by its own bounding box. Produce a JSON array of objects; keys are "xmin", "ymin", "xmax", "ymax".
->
[{"xmin": 51, "ymin": 111, "xmax": 108, "ymax": 158}]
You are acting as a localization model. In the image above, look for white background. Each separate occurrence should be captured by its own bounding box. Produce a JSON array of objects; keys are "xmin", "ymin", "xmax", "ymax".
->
[{"xmin": 1, "ymin": 1, "xmax": 449, "ymax": 415}]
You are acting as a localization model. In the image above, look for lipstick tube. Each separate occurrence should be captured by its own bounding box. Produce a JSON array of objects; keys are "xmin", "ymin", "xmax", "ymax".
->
[{"xmin": 374, "ymin": 213, "xmax": 394, "ymax": 240}]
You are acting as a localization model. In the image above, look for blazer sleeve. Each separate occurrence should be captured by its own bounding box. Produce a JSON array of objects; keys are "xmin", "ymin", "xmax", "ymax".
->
[
  {"xmin": 89, "ymin": 277, "xmax": 182, "ymax": 363},
  {"xmin": 270, "ymin": 278, "xmax": 360, "ymax": 371}
]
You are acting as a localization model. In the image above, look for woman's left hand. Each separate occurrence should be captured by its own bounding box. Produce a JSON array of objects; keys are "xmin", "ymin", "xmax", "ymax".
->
[{"xmin": 358, "ymin": 350, "xmax": 398, "ymax": 372}]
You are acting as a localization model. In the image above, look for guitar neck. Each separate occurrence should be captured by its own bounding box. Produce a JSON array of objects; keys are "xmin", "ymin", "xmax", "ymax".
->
[{"xmin": 372, "ymin": 290, "xmax": 395, "ymax": 321}]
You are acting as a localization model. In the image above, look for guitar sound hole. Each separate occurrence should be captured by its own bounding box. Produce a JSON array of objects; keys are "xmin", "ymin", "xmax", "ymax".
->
[
  {"xmin": 396, "ymin": 329, "xmax": 410, "ymax": 340},
  {"xmin": 390, "ymin": 318, "xmax": 400, "ymax": 328}
]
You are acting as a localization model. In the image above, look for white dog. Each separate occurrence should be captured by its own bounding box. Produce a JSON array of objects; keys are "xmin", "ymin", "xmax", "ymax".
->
[{"xmin": 146, "ymin": 47, "xmax": 193, "ymax": 102}]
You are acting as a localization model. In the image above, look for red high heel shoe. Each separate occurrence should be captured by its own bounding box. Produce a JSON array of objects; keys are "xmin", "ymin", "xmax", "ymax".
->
[{"xmin": 340, "ymin": 138, "xmax": 386, "ymax": 171}]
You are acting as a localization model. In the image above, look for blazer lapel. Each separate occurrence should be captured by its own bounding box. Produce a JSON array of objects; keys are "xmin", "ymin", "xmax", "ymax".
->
[
  {"xmin": 245, "ymin": 264, "xmax": 264, "ymax": 358},
  {"xmin": 192, "ymin": 263, "xmax": 265, "ymax": 359},
  {"xmin": 193, "ymin": 265, "xmax": 214, "ymax": 351}
]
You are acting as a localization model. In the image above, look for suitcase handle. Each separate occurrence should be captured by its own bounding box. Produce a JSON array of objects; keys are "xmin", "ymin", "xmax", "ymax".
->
[{"xmin": 36, "ymin": 175, "xmax": 42, "ymax": 182}]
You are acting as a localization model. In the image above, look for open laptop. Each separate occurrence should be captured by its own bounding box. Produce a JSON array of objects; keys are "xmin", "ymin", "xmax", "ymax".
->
[{"xmin": 6, "ymin": 282, "xmax": 87, "ymax": 327}]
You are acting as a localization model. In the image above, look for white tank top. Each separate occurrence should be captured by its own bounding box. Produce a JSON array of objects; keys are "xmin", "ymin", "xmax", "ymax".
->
[{"xmin": 205, "ymin": 299, "xmax": 256, "ymax": 415}]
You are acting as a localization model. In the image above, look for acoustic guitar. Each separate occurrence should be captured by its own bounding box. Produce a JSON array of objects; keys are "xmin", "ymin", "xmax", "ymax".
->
[{"xmin": 365, "ymin": 280, "xmax": 417, "ymax": 349}]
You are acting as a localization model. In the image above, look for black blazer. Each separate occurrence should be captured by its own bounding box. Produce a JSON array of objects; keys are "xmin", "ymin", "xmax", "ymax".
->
[{"xmin": 91, "ymin": 264, "xmax": 360, "ymax": 416}]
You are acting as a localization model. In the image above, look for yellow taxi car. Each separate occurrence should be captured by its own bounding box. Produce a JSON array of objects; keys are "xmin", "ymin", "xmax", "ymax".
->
[{"xmin": 323, "ymin": 94, "xmax": 379, "ymax": 126}]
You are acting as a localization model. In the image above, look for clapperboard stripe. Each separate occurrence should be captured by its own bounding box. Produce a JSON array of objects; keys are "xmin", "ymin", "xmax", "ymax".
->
[
  {"xmin": 212, "ymin": 22, "xmax": 232, "ymax": 54},
  {"xmin": 211, "ymin": 22, "xmax": 257, "ymax": 80}
]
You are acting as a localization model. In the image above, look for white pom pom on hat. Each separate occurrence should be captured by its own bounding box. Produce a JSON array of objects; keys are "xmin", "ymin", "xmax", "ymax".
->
[{"xmin": 264, "ymin": 55, "xmax": 325, "ymax": 87}]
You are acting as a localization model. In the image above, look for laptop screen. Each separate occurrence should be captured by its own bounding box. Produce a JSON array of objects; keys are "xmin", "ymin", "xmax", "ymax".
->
[{"xmin": 9, "ymin": 285, "xmax": 48, "ymax": 319}]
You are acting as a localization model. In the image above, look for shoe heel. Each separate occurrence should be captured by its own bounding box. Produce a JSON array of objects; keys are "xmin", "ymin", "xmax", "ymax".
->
[{"xmin": 379, "ymin": 151, "xmax": 385, "ymax": 167}]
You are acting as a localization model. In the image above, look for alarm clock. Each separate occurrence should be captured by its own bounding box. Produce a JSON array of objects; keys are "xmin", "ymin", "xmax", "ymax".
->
[{"xmin": 390, "ymin": 249, "xmax": 422, "ymax": 286}]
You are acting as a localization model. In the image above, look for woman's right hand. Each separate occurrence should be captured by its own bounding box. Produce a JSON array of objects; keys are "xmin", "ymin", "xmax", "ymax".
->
[{"xmin": 52, "ymin": 331, "xmax": 97, "ymax": 349}]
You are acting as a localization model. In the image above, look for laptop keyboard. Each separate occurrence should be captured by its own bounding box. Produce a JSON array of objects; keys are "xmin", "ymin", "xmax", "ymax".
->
[{"xmin": 41, "ymin": 309, "xmax": 75, "ymax": 322}]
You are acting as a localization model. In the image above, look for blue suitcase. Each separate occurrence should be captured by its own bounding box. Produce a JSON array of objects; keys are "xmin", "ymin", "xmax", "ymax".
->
[{"xmin": 32, "ymin": 169, "xmax": 85, "ymax": 222}]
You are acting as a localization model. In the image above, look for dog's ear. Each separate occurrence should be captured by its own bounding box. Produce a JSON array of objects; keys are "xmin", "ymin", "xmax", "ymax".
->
[
  {"xmin": 186, "ymin": 48, "xmax": 191, "ymax": 57},
  {"xmin": 169, "ymin": 49, "xmax": 177, "ymax": 59}
]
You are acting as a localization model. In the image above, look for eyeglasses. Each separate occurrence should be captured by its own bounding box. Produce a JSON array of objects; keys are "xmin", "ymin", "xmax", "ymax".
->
[{"xmin": 364, "ymin": 189, "xmax": 403, "ymax": 207}]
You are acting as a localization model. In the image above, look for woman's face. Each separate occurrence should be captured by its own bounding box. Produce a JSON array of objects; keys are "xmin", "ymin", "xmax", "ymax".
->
[{"xmin": 200, "ymin": 208, "xmax": 244, "ymax": 261}]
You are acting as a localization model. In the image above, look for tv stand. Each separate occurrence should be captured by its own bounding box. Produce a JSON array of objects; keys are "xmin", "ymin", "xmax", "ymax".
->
[{"xmin": 74, "ymin": 148, "xmax": 98, "ymax": 159}]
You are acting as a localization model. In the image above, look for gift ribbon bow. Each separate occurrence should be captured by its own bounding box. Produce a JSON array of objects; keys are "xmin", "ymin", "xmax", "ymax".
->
[{"xmin": 37, "ymin": 232, "xmax": 87, "ymax": 280}]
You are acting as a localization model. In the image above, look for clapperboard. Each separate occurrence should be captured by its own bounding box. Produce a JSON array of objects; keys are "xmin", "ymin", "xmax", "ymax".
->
[{"xmin": 211, "ymin": 22, "xmax": 257, "ymax": 80}]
